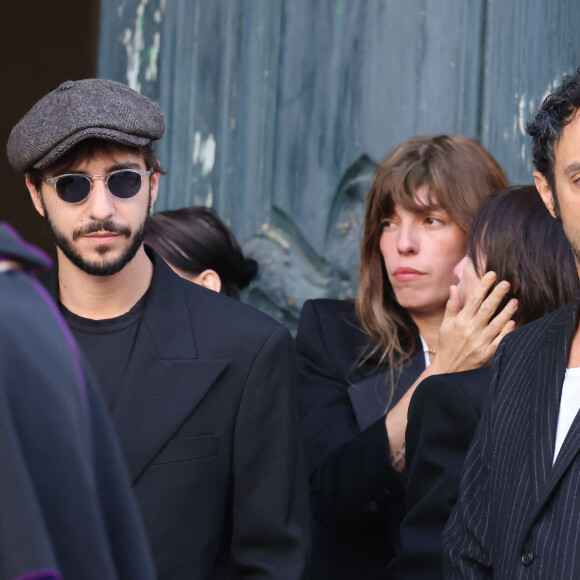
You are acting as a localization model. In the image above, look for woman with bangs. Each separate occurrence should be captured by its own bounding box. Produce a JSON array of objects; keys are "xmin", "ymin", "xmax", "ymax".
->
[
  {"xmin": 295, "ymin": 135, "xmax": 511, "ymax": 579},
  {"xmin": 384, "ymin": 185, "xmax": 579, "ymax": 580}
]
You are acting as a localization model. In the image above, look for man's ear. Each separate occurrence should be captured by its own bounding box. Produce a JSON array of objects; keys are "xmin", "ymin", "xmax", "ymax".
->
[
  {"xmin": 149, "ymin": 170, "xmax": 159, "ymax": 206},
  {"xmin": 25, "ymin": 173, "xmax": 45, "ymax": 217},
  {"xmin": 534, "ymin": 171, "xmax": 557, "ymax": 219}
]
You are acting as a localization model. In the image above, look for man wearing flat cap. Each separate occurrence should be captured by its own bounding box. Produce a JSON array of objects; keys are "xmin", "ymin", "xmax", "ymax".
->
[{"xmin": 8, "ymin": 79, "xmax": 310, "ymax": 580}]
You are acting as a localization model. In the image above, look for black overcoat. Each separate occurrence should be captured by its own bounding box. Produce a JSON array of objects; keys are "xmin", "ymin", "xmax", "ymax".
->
[
  {"xmin": 384, "ymin": 367, "xmax": 491, "ymax": 580},
  {"xmin": 295, "ymin": 298, "xmax": 425, "ymax": 580},
  {"xmin": 444, "ymin": 296, "xmax": 580, "ymax": 578},
  {"xmin": 45, "ymin": 248, "xmax": 311, "ymax": 580},
  {"xmin": 0, "ymin": 223, "xmax": 155, "ymax": 580}
]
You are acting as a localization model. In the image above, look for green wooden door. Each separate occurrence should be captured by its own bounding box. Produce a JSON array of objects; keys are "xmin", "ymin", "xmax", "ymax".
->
[{"xmin": 98, "ymin": 0, "xmax": 580, "ymax": 331}]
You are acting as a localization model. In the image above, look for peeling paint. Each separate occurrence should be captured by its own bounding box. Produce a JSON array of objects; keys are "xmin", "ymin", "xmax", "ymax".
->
[
  {"xmin": 516, "ymin": 75, "xmax": 573, "ymax": 140},
  {"xmin": 154, "ymin": 0, "xmax": 166, "ymax": 23},
  {"xmin": 192, "ymin": 132, "xmax": 216, "ymax": 176},
  {"xmin": 540, "ymin": 77, "xmax": 559, "ymax": 104},
  {"xmin": 205, "ymin": 187, "xmax": 213, "ymax": 208},
  {"xmin": 518, "ymin": 94, "xmax": 526, "ymax": 135},
  {"xmin": 145, "ymin": 32, "xmax": 161, "ymax": 81},
  {"xmin": 122, "ymin": 0, "xmax": 148, "ymax": 91}
]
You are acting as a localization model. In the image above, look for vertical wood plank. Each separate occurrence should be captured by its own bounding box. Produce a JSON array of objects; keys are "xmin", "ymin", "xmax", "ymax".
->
[
  {"xmin": 272, "ymin": 0, "xmax": 485, "ymax": 251},
  {"xmin": 97, "ymin": 0, "xmax": 580, "ymax": 330},
  {"xmin": 481, "ymin": 0, "xmax": 580, "ymax": 183}
]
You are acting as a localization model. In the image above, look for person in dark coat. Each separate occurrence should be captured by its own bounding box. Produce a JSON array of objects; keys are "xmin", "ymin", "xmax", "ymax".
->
[
  {"xmin": 444, "ymin": 67, "xmax": 580, "ymax": 580},
  {"xmin": 145, "ymin": 206, "xmax": 258, "ymax": 299},
  {"xmin": 294, "ymin": 135, "xmax": 513, "ymax": 579},
  {"xmin": 383, "ymin": 185, "xmax": 579, "ymax": 579},
  {"xmin": 7, "ymin": 79, "xmax": 310, "ymax": 580},
  {"xmin": 0, "ymin": 222, "xmax": 155, "ymax": 580}
]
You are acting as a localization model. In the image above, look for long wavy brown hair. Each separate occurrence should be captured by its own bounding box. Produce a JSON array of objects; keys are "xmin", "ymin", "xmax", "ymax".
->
[{"xmin": 356, "ymin": 135, "xmax": 509, "ymax": 378}]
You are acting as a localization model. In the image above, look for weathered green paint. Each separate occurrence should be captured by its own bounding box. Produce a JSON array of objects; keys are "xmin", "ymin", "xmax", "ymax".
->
[{"xmin": 98, "ymin": 0, "xmax": 580, "ymax": 332}]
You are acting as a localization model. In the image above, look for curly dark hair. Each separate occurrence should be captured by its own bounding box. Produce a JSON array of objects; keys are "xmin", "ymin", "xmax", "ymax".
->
[{"xmin": 526, "ymin": 68, "xmax": 580, "ymax": 195}]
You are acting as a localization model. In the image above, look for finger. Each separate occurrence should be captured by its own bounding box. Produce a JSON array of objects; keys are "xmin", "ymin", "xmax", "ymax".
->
[
  {"xmin": 480, "ymin": 298, "xmax": 518, "ymax": 343},
  {"xmin": 462, "ymin": 271, "xmax": 498, "ymax": 315},
  {"xmin": 444, "ymin": 285, "xmax": 462, "ymax": 319},
  {"xmin": 496, "ymin": 318, "xmax": 517, "ymax": 343},
  {"xmin": 484, "ymin": 319, "xmax": 517, "ymax": 359},
  {"xmin": 477, "ymin": 280, "xmax": 512, "ymax": 320}
]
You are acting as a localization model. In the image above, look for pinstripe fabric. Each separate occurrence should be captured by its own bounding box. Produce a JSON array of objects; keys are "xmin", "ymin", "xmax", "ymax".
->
[{"xmin": 443, "ymin": 295, "xmax": 580, "ymax": 579}]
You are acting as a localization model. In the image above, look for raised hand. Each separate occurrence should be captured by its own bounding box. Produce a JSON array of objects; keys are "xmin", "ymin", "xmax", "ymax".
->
[{"xmin": 430, "ymin": 271, "xmax": 517, "ymax": 374}]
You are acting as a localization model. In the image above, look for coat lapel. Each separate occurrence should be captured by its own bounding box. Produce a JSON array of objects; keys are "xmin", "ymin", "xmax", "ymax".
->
[
  {"xmin": 528, "ymin": 316, "xmax": 571, "ymax": 499},
  {"xmin": 111, "ymin": 251, "xmax": 228, "ymax": 482},
  {"xmin": 347, "ymin": 347, "xmax": 425, "ymax": 432},
  {"xmin": 522, "ymin": 297, "xmax": 579, "ymax": 525}
]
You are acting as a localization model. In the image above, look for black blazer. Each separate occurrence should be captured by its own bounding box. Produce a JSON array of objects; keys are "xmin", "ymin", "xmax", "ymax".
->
[
  {"xmin": 295, "ymin": 299, "xmax": 425, "ymax": 580},
  {"xmin": 383, "ymin": 368, "xmax": 491, "ymax": 580},
  {"xmin": 0, "ymin": 223, "xmax": 155, "ymax": 579},
  {"xmin": 444, "ymin": 296, "xmax": 580, "ymax": 579},
  {"xmin": 46, "ymin": 250, "xmax": 311, "ymax": 580}
]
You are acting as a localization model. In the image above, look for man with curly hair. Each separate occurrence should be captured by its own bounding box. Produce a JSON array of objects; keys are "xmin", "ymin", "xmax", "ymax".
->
[{"xmin": 444, "ymin": 68, "xmax": 580, "ymax": 579}]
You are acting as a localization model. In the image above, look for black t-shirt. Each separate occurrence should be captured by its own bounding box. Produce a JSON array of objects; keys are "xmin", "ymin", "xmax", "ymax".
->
[{"xmin": 61, "ymin": 293, "xmax": 147, "ymax": 410}]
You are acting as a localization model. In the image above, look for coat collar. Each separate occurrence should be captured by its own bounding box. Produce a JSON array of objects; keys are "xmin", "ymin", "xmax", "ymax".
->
[
  {"xmin": 111, "ymin": 249, "xmax": 229, "ymax": 481},
  {"xmin": 521, "ymin": 295, "xmax": 580, "ymax": 532},
  {"xmin": 46, "ymin": 247, "xmax": 229, "ymax": 482},
  {"xmin": 347, "ymin": 342, "xmax": 425, "ymax": 432},
  {"xmin": 528, "ymin": 299, "xmax": 577, "ymax": 497}
]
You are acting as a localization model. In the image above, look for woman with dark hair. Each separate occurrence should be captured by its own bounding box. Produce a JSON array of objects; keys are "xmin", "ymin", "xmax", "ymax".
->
[
  {"xmin": 384, "ymin": 185, "xmax": 579, "ymax": 580},
  {"xmin": 295, "ymin": 135, "xmax": 511, "ymax": 579},
  {"xmin": 145, "ymin": 206, "xmax": 257, "ymax": 299}
]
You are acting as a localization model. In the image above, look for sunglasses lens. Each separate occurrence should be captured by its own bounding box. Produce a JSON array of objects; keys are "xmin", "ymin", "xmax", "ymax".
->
[
  {"xmin": 56, "ymin": 175, "xmax": 91, "ymax": 203},
  {"xmin": 107, "ymin": 170, "xmax": 143, "ymax": 199}
]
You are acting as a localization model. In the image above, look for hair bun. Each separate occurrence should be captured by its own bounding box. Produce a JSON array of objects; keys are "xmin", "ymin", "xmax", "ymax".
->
[{"xmin": 239, "ymin": 258, "xmax": 258, "ymax": 288}]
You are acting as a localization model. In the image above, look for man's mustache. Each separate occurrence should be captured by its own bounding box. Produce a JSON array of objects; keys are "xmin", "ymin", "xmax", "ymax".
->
[{"xmin": 72, "ymin": 220, "xmax": 132, "ymax": 240}]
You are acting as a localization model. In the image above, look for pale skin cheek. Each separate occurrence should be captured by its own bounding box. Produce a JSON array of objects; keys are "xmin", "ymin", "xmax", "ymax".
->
[{"xmin": 432, "ymin": 238, "xmax": 466, "ymax": 282}]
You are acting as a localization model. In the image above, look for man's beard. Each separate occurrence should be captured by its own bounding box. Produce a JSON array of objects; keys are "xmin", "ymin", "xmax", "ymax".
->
[{"xmin": 41, "ymin": 194, "xmax": 151, "ymax": 277}]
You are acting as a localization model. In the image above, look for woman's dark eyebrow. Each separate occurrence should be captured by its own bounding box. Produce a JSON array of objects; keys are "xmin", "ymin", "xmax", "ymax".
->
[{"xmin": 412, "ymin": 203, "xmax": 443, "ymax": 214}]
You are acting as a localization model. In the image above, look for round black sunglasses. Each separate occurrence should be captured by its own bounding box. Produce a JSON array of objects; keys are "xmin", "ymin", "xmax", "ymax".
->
[{"xmin": 41, "ymin": 168, "xmax": 153, "ymax": 204}]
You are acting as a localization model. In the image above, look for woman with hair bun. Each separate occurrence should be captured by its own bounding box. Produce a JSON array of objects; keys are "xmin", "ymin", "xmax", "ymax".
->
[{"xmin": 145, "ymin": 206, "xmax": 257, "ymax": 300}]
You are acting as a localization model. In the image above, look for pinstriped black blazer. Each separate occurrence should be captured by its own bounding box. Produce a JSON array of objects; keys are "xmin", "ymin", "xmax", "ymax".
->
[{"xmin": 443, "ymin": 294, "xmax": 580, "ymax": 579}]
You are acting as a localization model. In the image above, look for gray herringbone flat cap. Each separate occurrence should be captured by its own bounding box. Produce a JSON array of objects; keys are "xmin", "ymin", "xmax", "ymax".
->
[{"xmin": 7, "ymin": 78, "xmax": 165, "ymax": 172}]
